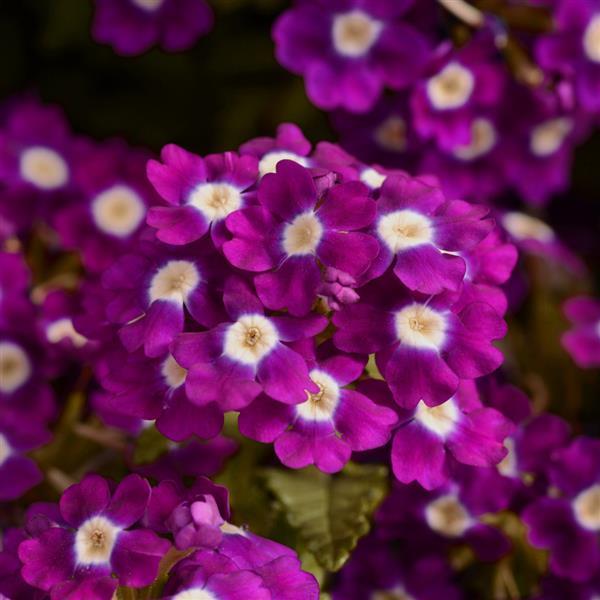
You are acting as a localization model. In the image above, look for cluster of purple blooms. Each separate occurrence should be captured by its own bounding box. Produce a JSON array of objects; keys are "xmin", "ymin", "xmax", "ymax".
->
[
  {"xmin": 1, "ymin": 95, "xmax": 599, "ymax": 598},
  {"xmin": 274, "ymin": 0, "xmax": 600, "ymax": 206}
]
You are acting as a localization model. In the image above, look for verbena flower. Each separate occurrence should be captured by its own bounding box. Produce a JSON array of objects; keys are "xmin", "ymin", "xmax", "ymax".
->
[
  {"xmin": 92, "ymin": 0, "xmax": 213, "ymax": 56},
  {"xmin": 562, "ymin": 296, "xmax": 600, "ymax": 368},
  {"xmin": 273, "ymin": 0, "xmax": 429, "ymax": 112}
]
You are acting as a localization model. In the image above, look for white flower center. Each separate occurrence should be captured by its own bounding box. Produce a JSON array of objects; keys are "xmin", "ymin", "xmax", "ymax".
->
[
  {"xmin": 296, "ymin": 369, "xmax": 340, "ymax": 422},
  {"xmin": 173, "ymin": 590, "xmax": 217, "ymax": 600},
  {"xmin": 91, "ymin": 185, "xmax": 145, "ymax": 238},
  {"xmin": 425, "ymin": 494, "xmax": 472, "ymax": 537},
  {"xmin": 223, "ymin": 314, "xmax": 278, "ymax": 365},
  {"xmin": 162, "ymin": 355, "xmax": 187, "ymax": 388},
  {"xmin": 360, "ymin": 168, "xmax": 387, "ymax": 189},
  {"xmin": 573, "ymin": 484, "xmax": 600, "ymax": 531},
  {"xmin": 395, "ymin": 304, "xmax": 446, "ymax": 351},
  {"xmin": 20, "ymin": 146, "xmax": 69, "ymax": 190},
  {"xmin": 75, "ymin": 516, "xmax": 120, "ymax": 565},
  {"xmin": 497, "ymin": 437, "xmax": 517, "ymax": 477},
  {"xmin": 372, "ymin": 588, "xmax": 415, "ymax": 600},
  {"xmin": 426, "ymin": 62, "xmax": 475, "ymax": 110},
  {"xmin": 149, "ymin": 260, "xmax": 200, "ymax": 304},
  {"xmin": 332, "ymin": 10, "xmax": 382, "ymax": 58},
  {"xmin": 131, "ymin": 0, "xmax": 164, "ymax": 11},
  {"xmin": 0, "ymin": 341, "xmax": 31, "ymax": 394},
  {"xmin": 0, "ymin": 434, "xmax": 11, "ymax": 467},
  {"xmin": 188, "ymin": 183, "xmax": 242, "ymax": 222},
  {"xmin": 583, "ymin": 14, "xmax": 600, "ymax": 62},
  {"xmin": 374, "ymin": 116, "xmax": 407, "ymax": 152},
  {"xmin": 414, "ymin": 399, "xmax": 458, "ymax": 438},
  {"xmin": 378, "ymin": 210, "xmax": 433, "ymax": 253},
  {"xmin": 259, "ymin": 152, "xmax": 308, "ymax": 177},
  {"xmin": 530, "ymin": 117, "xmax": 573, "ymax": 157},
  {"xmin": 46, "ymin": 318, "xmax": 87, "ymax": 348},
  {"xmin": 502, "ymin": 212, "xmax": 555, "ymax": 243},
  {"xmin": 282, "ymin": 212, "xmax": 323, "ymax": 256},
  {"xmin": 452, "ymin": 118, "xmax": 497, "ymax": 161}
]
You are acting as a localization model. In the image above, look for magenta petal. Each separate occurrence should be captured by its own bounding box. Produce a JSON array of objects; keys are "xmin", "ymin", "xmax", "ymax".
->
[
  {"xmin": 59, "ymin": 474, "xmax": 111, "ymax": 527},
  {"xmin": 318, "ymin": 231, "xmax": 379, "ymax": 278},
  {"xmin": 223, "ymin": 275, "xmax": 264, "ymax": 318},
  {"xmin": 0, "ymin": 455, "xmax": 43, "ymax": 500},
  {"xmin": 186, "ymin": 359, "xmax": 261, "ymax": 410},
  {"xmin": 157, "ymin": 396, "xmax": 224, "ymax": 441},
  {"xmin": 50, "ymin": 576, "xmax": 118, "ymax": 600},
  {"xmin": 313, "ymin": 435, "xmax": 352, "ymax": 473},
  {"xmin": 319, "ymin": 354, "xmax": 365, "ymax": 386},
  {"xmin": 274, "ymin": 431, "xmax": 313, "ymax": 469},
  {"xmin": 391, "ymin": 423, "xmax": 447, "ymax": 489},
  {"xmin": 333, "ymin": 304, "xmax": 396, "ymax": 354},
  {"xmin": 147, "ymin": 205, "xmax": 208, "ymax": 245},
  {"xmin": 208, "ymin": 570, "xmax": 271, "ymax": 600},
  {"xmin": 394, "ymin": 245, "xmax": 466, "ymax": 294},
  {"xmin": 259, "ymin": 160, "xmax": 316, "ymax": 220},
  {"xmin": 18, "ymin": 528, "xmax": 75, "ymax": 591},
  {"xmin": 257, "ymin": 344, "xmax": 316, "ymax": 403},
  {"xmin": 106, "ymin": 474, "xmax": 150, "ymax": 528},
  {"xmin": 142, "ymin": 300, "xmax": 185, "ymax": 358},
  {"xmin": 318, "ymin": 183, "xmax": 376, "ymax": 230},
  {"xmin": 171, "ymin": 329, "xmax": 224, "ymax": 367},
  {"xmin": 111, "ymin": 529, "xmax": 171, "ymax": 587},
  {"xmin": 335, "ymin": 390, "xmax": 397, "ymax": 451},
  {"xmin": 238, "ymin": 395, "xmax": 293, "ymax": 443},
  {"xmin": 269, "ymin": 314, "xmax": 327, "ymax": 342},
  {"xmin": 147, "ymin": 144, "xmax": 206, "ymax": 204},
  {"xmin": 255, "ymin": 258, "xmax": 320, "ymax": 316},
  {"xmin": 384, "ymin": 346, "xmax": 459, "ymax": 409}
]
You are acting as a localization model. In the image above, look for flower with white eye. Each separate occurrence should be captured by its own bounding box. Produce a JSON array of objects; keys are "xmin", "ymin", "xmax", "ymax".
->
[
  {"xmin": 238, "ymin": 347, "xmax": 396, "ymax": 474},
  {"xmin": 523, "ymin": 437, "xmax": 600, "ymax": 582},
  {"xmin": 273, "ymin": 0, "xmax": 429, "ymax": 112},
  {"xmin": 389, "ymin": 380, "xmax": 513, "ymax": 489},
  {"xmin": 529, "ymin": 117, "xmax": 573, "ymax": 157},
  {"xmin": 103, "ymin": 242, "xmax": 221, "ymax": 358},
  {"xmin": 18, "ymin": 474, "xmax": 171, "ymax": 594},
  {"xmin": 425, "ymin": 494, "xmax": 473, "ymax": 537},
  {"xmin": 147, "ymin": 146, "xmax": 258, "ymax": 247},
  {"xmin": 224, "ymin": 160, "xmax": 379, "ymax": 316},
  {"xmin": 91, "ymin": 184, "xmax": 145, "ymax": 238},
  {"xmin": 365, "ymin": 173, "xmax": 492, "ymax": 296},
  {"xmin": 334, "ymin": 278, "xmax": 506, "ymax": 409},
  {"xmin": 0, "ymin": 341, "xmax": 32, "ymax": 394},
  {"xmin": 173, "ymin": 276, "xmax": 327, "ymax": 411},
  {"xmin": 411, "ymin": 39, "xmax": 505, "ymax": 150}
]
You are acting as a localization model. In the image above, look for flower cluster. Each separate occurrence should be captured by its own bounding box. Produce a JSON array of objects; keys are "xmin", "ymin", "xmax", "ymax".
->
[
  {"xmin": 14, "ymin": 473, "xmax": 318, "ymax": 599},
  {"xmin": 274, "ymin": 0, "xmax": 598, "ymax": 205}
]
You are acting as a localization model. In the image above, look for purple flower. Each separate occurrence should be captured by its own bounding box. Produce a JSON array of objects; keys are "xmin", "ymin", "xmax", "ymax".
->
[
  {"xmin": 333, "ymin": 275, "xmax": 506, "ymax": 409},
  {"xmin": 172, "ymin": 276, "xmax": 327, "ymax": 410},
  {"xmin": 102, "ymin": 236, "xmax": 224, "ymax": 357},
  {"xmin": 0, "ymin": 250, "xmax": 30, "ymax": 318},
  {"xmin": 223, "ymin": 160, "xmax": 378, "ymax": 316},
  {"xmin": 497, "ymin": 87, "xmax": 587, "ymax": 206},
  {"xmin": 387, "ymin": 379, "xmax": 514, "ymax": 489},
  {"xmin": 97, "ymin": 345, "xmax": 223, "ymax": 441},
  {"xmin": 330, "ymin": 92, "xmax": 420, "ymax": 167},
  {"xmin": 377, "ymin": 477, "xmax": 512, "ymax": 561},
  {"xmin": 411, "ymin": 37, "xmax": 506, "ymax": 150},
  {"xmin": 562, "ymin": 296, "xmax": 600, "ymax": 368},
  {"xmin": 0, "ymin": 412, "xmax": 49, "ymax": 501},
  {"xmin": 363, "ymin": 173, "xmax": 494, "ymax": 295},
  {"xmin": 53, "ymin": 140, "xmax": 159, "ymax": 272},
  {"xmin": 418, "ymin": 115, "xmax": 505, "ymax": 202},
  {"xmin": 146, "ymin": 478, "xmax": 230, "ymax": 550},
  {"xmin": 0, "ymin": 528, "xmax": 46, "ymax": 600},
  {"xmin": 333, "ymin": 535, "xmax": 462, "ymax": 600},
  {"xmin": 239, "ymin": 122, "xmax": 313, "ymax": 178},
  {"xmin": 273, "ymin": 0, "xmax": 429, "ymax": 112},
  {"xmin": 536, "ymin": 0, "xmax": 600, "ymax": 112},
  {"xmin": 523, "ymin": 437, "xmax": 600, "ymax": 582},
  {"xmin": 147, "ymin": 145, "xmax": 258, "ymax": 247},
  {"xmin": 92, "ymin": 0, "xmax": 214, "ymax": 56},
  {"xmin": 18, "ymin": 474, "xmax": 171, "ymax": 595},
  {"xmin": 239, "ymin": 340, "xmax": 397, "ymax": 473}
]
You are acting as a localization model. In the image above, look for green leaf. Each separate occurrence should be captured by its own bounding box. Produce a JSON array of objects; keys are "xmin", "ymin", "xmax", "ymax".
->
[{"xmin": 262, "ymin": 463, "xmax": 388, "ymax": 572}]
